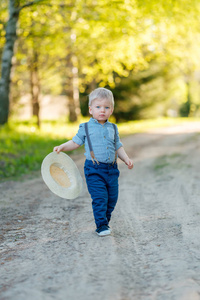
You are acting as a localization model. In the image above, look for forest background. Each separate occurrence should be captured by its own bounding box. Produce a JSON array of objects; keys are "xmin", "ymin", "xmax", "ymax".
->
[{"xmin": 0, "ymin": 0, "xmax": 200, "ymax": 179}]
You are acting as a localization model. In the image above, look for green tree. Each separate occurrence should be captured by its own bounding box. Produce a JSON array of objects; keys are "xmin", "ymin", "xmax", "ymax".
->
[
  {"xmin": 0, "ymin": 0, "xmax": 45, "ymax": 125},
  {"xmin": 2, "ymin": 0, "xmax": 200, "ymax": 124}
]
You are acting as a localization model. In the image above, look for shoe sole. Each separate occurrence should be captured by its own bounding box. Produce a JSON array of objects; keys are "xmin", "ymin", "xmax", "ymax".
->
[{"xmin": 96, "ymin": 230, "xmax": 111, "ymax": 237}]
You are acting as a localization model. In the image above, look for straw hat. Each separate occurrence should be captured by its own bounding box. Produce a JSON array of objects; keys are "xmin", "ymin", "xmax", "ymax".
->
[{"xmin": 41, "ymin": 152, "xmax": 83, "ymax": 199}]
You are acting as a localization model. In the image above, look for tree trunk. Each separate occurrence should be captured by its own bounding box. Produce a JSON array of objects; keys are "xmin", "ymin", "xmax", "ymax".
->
[
  {"xmin": 66, "ymin": 53, "xmax": 81, "ymax": 122},
  {"xmin": 0, "ymin": 0, "xmax": 19, "ymax": 124},
  {"xmin": 30, "ymin": 50, "xmax": 40, "ymax": 127}
]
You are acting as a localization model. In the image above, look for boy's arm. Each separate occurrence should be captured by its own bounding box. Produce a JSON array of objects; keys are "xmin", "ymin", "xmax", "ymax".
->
[
  {"xmin": 53, "ymin": 140, "xmax": 80, "ymax": 154},
  {"xmin": 117, "ymin": 146, "xmax": 134, "ymax": 169}
]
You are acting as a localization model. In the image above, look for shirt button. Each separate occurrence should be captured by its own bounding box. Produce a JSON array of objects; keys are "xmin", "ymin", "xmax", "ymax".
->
[
  {"xmin": 104, "ymin": 136, "xmax": 106, "ymax": 138},
  {"xmin": 107, "ymin": 147, "xmax": 108, "ymax": 149}
]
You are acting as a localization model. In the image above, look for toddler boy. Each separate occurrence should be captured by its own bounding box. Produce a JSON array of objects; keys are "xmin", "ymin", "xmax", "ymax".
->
[{"xmin": 54, "ymin": 87, "xmax": 133, "ymax": 236}]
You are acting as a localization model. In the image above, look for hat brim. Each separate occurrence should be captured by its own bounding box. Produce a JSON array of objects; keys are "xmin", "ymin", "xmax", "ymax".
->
[{"xmin": 41, "ymin": 152, "xmax": 83, "ymax": 199}]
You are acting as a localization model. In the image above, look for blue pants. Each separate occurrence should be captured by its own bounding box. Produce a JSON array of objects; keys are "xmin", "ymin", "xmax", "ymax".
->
[{"xmin": 84, "ymin": 159, "xmax": 120, "ymax": 229}]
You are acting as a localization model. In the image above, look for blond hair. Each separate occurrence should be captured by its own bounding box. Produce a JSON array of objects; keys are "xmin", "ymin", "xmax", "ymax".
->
[{"xmin": 89, "ymin": 87, "xmax": 114, "ymax": 107}]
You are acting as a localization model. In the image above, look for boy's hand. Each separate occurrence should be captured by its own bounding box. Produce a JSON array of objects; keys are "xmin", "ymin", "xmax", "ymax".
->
[
  {"xmin": 53, "ymin": 141, "xmax": 80, "ymax": 154},
  {"xmin": 53, "ymin": 146, "xmax": 62, "ymax": 154},
  {"xmin": 117, "ymin": 147, "xmax": 134, "ymax": 169},
  {"xmin": 125, "ymin": 158, "xmax": 134, "ymax": 169}
]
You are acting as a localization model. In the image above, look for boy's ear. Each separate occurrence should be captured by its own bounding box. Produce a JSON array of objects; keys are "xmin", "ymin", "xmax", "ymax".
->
[
  {"xmin": 109, "ymin": 107, "xmax": 114, "ymax": 115},
  {"xmin": 89, "ymin": 106, "xmax": 92, "ymax": 115}
]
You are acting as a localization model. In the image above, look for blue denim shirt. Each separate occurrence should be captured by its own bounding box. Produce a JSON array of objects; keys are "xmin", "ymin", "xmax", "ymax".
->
[{"xmin": 72, "ymin": 118, "xmax": 123, "ymax": 163}]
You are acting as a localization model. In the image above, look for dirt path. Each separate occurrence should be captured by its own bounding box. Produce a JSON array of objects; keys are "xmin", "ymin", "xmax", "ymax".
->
[{"xmin": 1, "ymin": 122, "xmax": 200, "ymax": 300}]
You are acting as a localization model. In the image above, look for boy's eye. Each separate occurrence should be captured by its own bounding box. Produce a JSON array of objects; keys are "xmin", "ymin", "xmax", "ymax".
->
[
  {"xmin": 96, "ymin": 106, "xmax": 100, "ymax": 108},
  {"xmin": 105, "ymin": 107, "xmax": 110, "ymax": 109}
]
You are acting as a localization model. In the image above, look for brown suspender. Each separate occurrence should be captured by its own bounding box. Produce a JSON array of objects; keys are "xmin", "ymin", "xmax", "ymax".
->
[
  {"xmin": 84, "ymin": 122, "xmax": 117, "ymax": 165},
  {"xmin": 112, "ymin": 123, "xmax": 118, "ymax": 164},
  {"xmin": 85, "ymin": 122, "xmax": 99, "ymax": 165}
]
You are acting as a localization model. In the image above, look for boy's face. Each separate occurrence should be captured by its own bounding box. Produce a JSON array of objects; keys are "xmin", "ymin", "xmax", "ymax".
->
[{"xmin": 89, "ymin": 98, "xmax": 113, "ymax": 124}]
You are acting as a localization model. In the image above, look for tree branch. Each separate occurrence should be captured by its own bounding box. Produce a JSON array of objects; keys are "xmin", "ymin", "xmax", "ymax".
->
[
  {"xmin": 18, "ymin": 1, "xmax": 78, "ymax": 11},
  {"xmin": 19, "ymin": 0, "xmax": 47, "ymax": 11}
]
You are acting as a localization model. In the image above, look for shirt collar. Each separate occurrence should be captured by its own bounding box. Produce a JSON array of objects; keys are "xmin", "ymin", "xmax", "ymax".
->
[{"xmin": 89, "ymin": 117, "xmax": 110, "ymax": 125}]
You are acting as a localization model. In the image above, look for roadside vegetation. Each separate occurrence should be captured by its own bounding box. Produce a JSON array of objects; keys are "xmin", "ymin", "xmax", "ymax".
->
[{"xmin": 0, "ymin": 117, "xmax": 198, "ymax": 181}]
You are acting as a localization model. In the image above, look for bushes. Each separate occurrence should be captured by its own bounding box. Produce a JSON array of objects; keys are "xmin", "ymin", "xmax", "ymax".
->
[{"xmin": 0, "ymin": 121, "xmax": 68, "ymax": 180}]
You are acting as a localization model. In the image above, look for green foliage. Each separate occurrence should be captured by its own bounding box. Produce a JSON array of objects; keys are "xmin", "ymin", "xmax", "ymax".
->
[
  {"xmin": 0, "ymin": 121, "xmax": 67, "ymax": 180},
  {"xmin": 111, "ymin": 65, "xmax": 168, "ymax": 121},
  {"xmin": 0, "ymin": 0, "xmax": 8, "ymax": 75},
  {"xmin": 2, "ymin": 0, "xmax": 200, "ymax": 121}
]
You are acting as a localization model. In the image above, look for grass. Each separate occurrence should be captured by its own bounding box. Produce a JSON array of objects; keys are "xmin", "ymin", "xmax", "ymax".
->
[
  {"xmin": 0, "ymin": 117, "xmax": 199, "ymax": 181},
  {"xmin": 153, "ymin": 153, "xmax": 186, "ymax": 172},
  {"xmin": 0, "ymin": 117, "xmax": 89, "ymax": 181},
  {"xmin": 0, "ymin": 125, "xmax": 65, "ymax": 180}
]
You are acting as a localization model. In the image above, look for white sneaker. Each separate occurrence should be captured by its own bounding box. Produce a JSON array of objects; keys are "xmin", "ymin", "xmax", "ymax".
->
[{"xmin": 96, "ymin": 225, "xmax": 111, "ymax": 237}]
